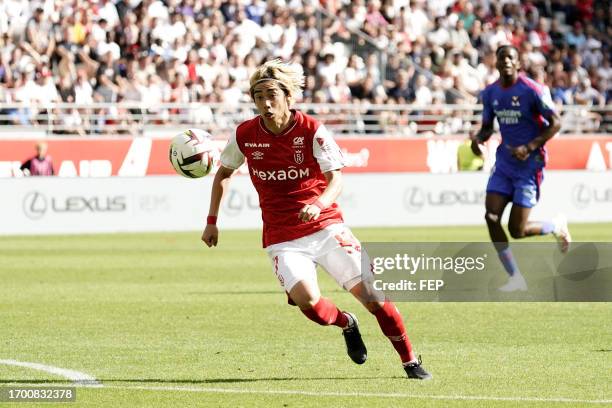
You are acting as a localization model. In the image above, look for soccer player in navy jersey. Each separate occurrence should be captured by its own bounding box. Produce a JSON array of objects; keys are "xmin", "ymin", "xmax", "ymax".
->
[
  {"xmin": 471, "ymin": 45, "xmax": 571, "ymax": 292},
  {"xmin": 202, "ymin": 59, "xmax": 431, "ymax": 379}
]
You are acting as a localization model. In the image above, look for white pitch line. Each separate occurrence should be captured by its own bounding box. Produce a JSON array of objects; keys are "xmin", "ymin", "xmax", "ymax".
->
[
  {"xmin": 98, "ymin": 384, "xmax": 611, "ymax": 405},
  {"xmin": 0, "ymin": 359, "xmax": 102, "ymax": 387},
  {"xmin": 0, "ymin": 363, "xmax": 609, "ymax": 404}
]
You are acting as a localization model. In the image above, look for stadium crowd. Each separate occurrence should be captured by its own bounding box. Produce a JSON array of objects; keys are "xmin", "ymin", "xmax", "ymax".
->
[{"xmin": 0, "ymin": 0, "xmax": 609, "ymax": 134}]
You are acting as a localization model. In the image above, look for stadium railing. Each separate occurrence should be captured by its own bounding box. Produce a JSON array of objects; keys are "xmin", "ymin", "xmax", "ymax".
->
[{"xmin": 0, "ymin": 102, "xmax": 609, "ymax": 138}]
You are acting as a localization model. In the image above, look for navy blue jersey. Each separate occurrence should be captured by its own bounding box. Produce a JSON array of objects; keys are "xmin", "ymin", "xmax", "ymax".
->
[{"xmin": 481, "ymin": 74, "xmax": 556, "ymax": 174}]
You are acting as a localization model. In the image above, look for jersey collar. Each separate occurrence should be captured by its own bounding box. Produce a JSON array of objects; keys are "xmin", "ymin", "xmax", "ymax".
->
[{"xmin": 258, "ymin": 109, "xmax": 301, "ymax": 137}]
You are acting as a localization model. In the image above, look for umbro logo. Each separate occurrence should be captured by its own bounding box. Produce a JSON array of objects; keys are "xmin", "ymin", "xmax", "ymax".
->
[{"xmin": 251, "ymin": 151, "xmax": 264, "ymax": 160}]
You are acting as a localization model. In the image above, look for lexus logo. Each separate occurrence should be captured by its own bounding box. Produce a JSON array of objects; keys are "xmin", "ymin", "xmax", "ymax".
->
[
  {"xmin": 22, "ymin": 192, "xmax": 128, "ymax": 220},
  {"xmin": 403, "ymin": 186, "xmax": 484, "ymax": 212},
  {"xmin": 403, "ymin": 187, "xmax": 425, "ymax": 212},
  {"xmin": 223, "ymin": 189, "xmax": 260, "ymax": 216},
  {"xmin": 572, "ymin": 184, "xmax": 590, "ymax": 209},
  {"xmin": 572, "ymin": 183, "xmax": 612, "ymax": 209},
  {"xmin": 23, "ymin": 191, "xmax": 48, "ymax": 220}
]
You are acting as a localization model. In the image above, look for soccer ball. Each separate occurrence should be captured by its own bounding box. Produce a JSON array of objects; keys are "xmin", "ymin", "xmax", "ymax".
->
[{"xmin": 169, "ymin": 129, "xmax": 216, "ymax": 178}]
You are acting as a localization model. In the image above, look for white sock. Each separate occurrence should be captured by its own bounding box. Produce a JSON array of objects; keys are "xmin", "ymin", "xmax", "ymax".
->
[
  {"xmin": 403, "ymin": 358, "xmax": 418, "ymax": 366},
  {"xmin": 343, "ymin": 312, "xmax": 354, "ymax": 329}
]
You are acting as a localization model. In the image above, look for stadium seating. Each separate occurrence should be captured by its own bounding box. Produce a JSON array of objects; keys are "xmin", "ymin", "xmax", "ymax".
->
[{"xmin": 0, "ymin": 0, "xmax": 609, "ymax": 136}]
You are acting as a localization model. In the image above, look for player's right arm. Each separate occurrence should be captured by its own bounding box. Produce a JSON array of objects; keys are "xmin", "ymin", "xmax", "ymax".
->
[
  {"xmin": 470, "ymin": 88, "xmax": 495, "ymax": 155},
  {"xmin": 202, "ymin": 131, "xmax": 245, "ymax": 247},
  {"xmin": 202, "ymin": 166, "xmax": 235, "ymax": 247}
]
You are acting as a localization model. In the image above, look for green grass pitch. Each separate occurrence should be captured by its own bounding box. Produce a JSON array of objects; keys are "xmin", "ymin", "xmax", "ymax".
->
[{"xmin": 1, "ymin": 224, "xmax": 611, "ymax": 407}]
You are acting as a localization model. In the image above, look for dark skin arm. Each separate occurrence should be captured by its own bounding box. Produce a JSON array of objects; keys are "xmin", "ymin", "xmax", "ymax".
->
[
  {"xmin": 469, "ymin": 122, "xmax": 494, "ymax": 156},
  {"xmin": 471, "ymin": 111, "xmax": 561, "ymax": 161},
  {"xmin": 508, "ymin": 111, "xmax": 561, "ymax": 161}
]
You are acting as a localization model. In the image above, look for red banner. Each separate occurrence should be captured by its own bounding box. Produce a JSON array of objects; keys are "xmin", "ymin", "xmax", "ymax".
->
[{"xmin": 1, "ymin": 136, "xmax": 611, "ymax": 177}]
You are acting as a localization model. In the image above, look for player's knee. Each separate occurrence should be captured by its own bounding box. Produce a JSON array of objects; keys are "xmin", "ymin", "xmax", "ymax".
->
[
  {"xmin": 485, "ymin": 211, "xmax": 501, "ymax": 225},
  {"xmin": 295, "ymin": 297, "xmax": 319, "ymax": 310},
  {"xmin": 508, "ymin": 224, "xmax": 525, "ymax": 239},
  {"xmin": 365, "ymin": 301, "xmax": 384, "ymax": 313}
]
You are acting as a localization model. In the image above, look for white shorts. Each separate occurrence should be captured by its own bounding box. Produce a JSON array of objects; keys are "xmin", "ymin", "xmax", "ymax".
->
[{"xmin": 265, "ymin": 223, "xmax": 363, "ymax": 293}]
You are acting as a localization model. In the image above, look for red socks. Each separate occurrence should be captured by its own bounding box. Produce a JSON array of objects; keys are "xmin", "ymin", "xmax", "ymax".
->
[
  {"xmin": 373, "ymin": 301, "xmax": 415, "ymax": 363},
  {"xmin": 301, "ymin": 298, "xmax": 415, "ymax": 363},
  {"xmin": 301, "ymin": 297, "xmax": 348, "ymax": 328}
]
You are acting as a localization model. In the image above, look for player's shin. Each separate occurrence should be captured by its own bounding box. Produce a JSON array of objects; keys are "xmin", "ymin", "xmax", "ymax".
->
[
  {"xmin": 300, "ymin": 297, "xmax": 349, "ymax": 327},
  {"xmin": 497, "ymin": 247, "xmax": 521, "ymax": 277},
  {"xmin": 497, "ymin": 247, "xmax": 528, "ymax": 291},
  {"xmin": 371, "ymin": 300, "xmax": 415, "ymax": 363}
]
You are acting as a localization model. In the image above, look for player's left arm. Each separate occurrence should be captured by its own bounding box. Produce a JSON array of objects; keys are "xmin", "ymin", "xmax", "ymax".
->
[
  {"xmin": 512, "ymin": 87, "xmax": 562, "ymax": 161},
  {"xmin": 299, "ymin": 170, "xmax": 343, "ymax": 222},
  {"xmin": 299, "ymin": 125, "xmax": 345, "ymax": 222}
]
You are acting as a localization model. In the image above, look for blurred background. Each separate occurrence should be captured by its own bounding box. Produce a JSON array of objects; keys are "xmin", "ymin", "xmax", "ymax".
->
[{"xmin": 0, "ymin": 0, "xmax": 610, "ymax": 233}]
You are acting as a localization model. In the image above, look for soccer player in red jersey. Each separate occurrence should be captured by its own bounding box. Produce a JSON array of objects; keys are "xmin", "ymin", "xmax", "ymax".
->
[{"xmin": 202, "ymin": 60, "xmax": 431, "ymax": 379}]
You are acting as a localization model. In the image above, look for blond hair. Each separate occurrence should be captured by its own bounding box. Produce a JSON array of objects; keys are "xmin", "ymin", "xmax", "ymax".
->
[{"xmin": 249, "ymin": 59, "xmax": 304, "ymax": 102}]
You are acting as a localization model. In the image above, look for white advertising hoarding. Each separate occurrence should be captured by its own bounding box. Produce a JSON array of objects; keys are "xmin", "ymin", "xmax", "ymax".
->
[
  {"xmin": 1, "ymin": 171, "xmax": 610, "ymax": 235},
  {"xmin": 1, "ymin": 176, "xmax": 259, "ymax": 235}
]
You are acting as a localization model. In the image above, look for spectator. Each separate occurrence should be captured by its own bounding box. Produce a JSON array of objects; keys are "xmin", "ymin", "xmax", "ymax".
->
[
  {"xmin": 427, "ymin": 16, "xmax": 450, "ymax": 53},
  {"xmin": 74, "ymin": 68, "xmax": 94, "ymax": 104},
  {"xmin": 509, "ymin": 22, "xmax": 527, "ymax": 49},
  {"xmin": 405, "ymin": 0, "xmax": 430, "ymax": 42},
  {"xmin": 565, "ymin": 22, "xmax": 586, "ymax": 49},
  {"xmin": 387, "ymin": 69, "xmax": 414, "ymax": 103},
  {"xmin": 548, "ymin": 19, "xmax": 566, "ymax": 51},
  {"xmin": 98, "ymin": 0, "xmax": 120, "ymax": 29},
  {"xmin": 233, "ymin": 8, "xmax": 263, "ymax": 60},
  {"xmin": 317, "ymin": 53, "xmax": 340, "ymax": 85},
  {"xmin": 529, "ymin": 17, "xmax": 552, "ymax": 54},
  {"xmin": 458, "ymin": 2, "xmax": 476, "ymax": 31},
  {"xmin": 477, "ymin": 50, "xmax": 499, "ymax": 86},
  {"xmin": 245, "ymin": 0, "xmax": 266, "ymax": 26},
  {"xmin": 413, "ymin": 74, "xmax": 432, "ymax": 106},
  {"xmin": 344, "ymin": 54, "xmax": 366, "ymax": 92},
  {"xmin": 449, "ymin": 19, "xmax": 478, "ymax": 65},
  {"xmin": 574, "ymin": 78, "xmax": 605, "ymax": 106}
]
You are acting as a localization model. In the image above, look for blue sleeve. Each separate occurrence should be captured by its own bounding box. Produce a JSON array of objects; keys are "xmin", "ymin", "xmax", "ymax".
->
[
  {"xmin": 532, "ymin": 86, "xmax": 556, "ymax": 120},
  {"xmin": 481, "ymin": 88, "xmax": 494, "ymax": 125}
]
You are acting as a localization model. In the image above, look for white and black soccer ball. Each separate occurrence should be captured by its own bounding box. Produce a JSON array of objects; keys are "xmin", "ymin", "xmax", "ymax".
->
[{"xmin": 169, "ymin": 129, "xmax": 216, "ymax": 178}]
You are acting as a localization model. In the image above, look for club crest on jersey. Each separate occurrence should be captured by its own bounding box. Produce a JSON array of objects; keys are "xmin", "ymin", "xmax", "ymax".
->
[
  {"xmin": 294, "ymin": 150, "xmax": 304, "ymax": 164},
  {"xmin": 511, "ymin": 96, "xmax": 520, "ymax": 107},
  {"xmin": 251, "ymin": 151, "xmax": 264, "ymax": 160}
]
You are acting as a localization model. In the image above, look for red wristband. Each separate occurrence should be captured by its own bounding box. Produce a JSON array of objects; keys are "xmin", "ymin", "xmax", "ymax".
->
[
  {"xmin": 206, "ymin": 216, "xmax": 217, "ymax": 225},
  {"xmin": 312, "ymin": 199, "xmax": 326, "ymax": 210}
]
